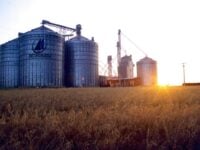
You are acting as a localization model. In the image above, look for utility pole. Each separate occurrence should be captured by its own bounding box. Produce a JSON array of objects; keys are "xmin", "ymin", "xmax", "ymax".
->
[{"xmin": 182, "ymin": 63, "xmax": 186, "ymax": 85}]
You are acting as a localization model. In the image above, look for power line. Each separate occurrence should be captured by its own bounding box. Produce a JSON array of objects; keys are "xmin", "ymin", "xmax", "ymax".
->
[{"xmin": 121, "ymin": 32, "xmax": 147, "ymax": 56}]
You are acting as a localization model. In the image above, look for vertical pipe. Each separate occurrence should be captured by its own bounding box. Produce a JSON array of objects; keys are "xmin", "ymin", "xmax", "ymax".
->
[{"xmin": 117, "ymin": 29, "xmax": 121, "ymax": 66}]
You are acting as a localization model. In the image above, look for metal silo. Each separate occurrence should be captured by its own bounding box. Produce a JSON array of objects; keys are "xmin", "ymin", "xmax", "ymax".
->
[
  {"xmin": 118, "ymin": 55, "xmax": 134, "ymax": 79},
  {"xmin": 0, "ymin": 39, "xmax": 19, "ymax": 88},
  {"xmin": 65, "ymin": 25, "xmax": 98, "ymax": 87},
  {"xmin": 19, "ymin": 26, "xmax": 64, "ymax": 87},
  {"xmin": 137, "ymin": 56, "xmax": 157, "ymax": 86}
]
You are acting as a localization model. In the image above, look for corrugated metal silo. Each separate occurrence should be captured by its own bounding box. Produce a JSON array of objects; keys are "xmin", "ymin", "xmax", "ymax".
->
[
  {"xmin": 137, "ymin": 56, "xmax": 157, "ymax": 86},
  {"xmin": 19, "ymin": 26, "xmax": 64, "ymax": 87},
  {"xmin": 0, "ymin": 39, "xmax": 19, "ymax": 88},
  {"xmin": 65, "ymin": 25, "xmax": 98, "ymax": 87}
]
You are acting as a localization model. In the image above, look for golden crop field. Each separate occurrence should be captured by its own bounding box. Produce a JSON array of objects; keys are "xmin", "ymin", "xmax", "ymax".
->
[{"xmin": 0, "ymin": 86, "xmax": 200, "ymax": 150}]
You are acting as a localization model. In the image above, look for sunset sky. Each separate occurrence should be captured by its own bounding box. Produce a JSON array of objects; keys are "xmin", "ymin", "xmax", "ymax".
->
[{"xmin": 1, "ymin": 0, "xmax": 200, "ymax": 85}]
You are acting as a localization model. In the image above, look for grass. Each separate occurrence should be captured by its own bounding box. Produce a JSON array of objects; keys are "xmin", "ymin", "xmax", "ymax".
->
[{"xmin": 0, "ymin": 86, "xmax": 200, "ymax": 150}]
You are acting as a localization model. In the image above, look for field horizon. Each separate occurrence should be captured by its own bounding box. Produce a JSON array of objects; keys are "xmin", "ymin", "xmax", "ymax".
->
[{"xmin": 0, "ymin": 86, "xmax": 200, "ymax": 150}]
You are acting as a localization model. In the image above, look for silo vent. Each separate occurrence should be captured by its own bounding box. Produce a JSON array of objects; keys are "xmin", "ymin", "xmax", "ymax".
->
[{"xmin": 76, "ymin": 24, "xmax": 82, "ymax": 36}]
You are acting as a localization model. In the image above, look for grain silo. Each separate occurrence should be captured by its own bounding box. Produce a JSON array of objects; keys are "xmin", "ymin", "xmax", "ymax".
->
[
  {"xmin": 137, "ymin": 56, "xmax": 157, "ymax": 86},
  {"xmin": 0, "ymin": 39, "xmax": 19, "ymax": 88},
  {"xmin": 65, "ymin": 24, "xmax": 98, "ymax": 87},
  {"xmin": 118, "ymin": 55, "xmax": 134, "ymax": 79},
  {"xmin": 19, "ymin": 26, "xmax": 64, "ymax": 87}
]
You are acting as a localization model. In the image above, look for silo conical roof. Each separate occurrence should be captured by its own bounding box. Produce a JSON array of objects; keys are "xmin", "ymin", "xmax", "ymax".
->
[
  {"xmin": 137, "ymin": 56, "xmax": 156, "ymax": 64},
  {"xmin": 68, "ymin": 35, "xmax": 90, "ymax": 42},
  {"xmin": 19, "ymin": 26, "xmax": 61, "ymax": 36}
]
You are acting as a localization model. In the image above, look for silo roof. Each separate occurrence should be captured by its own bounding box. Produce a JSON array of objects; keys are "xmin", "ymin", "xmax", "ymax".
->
[
  {"xmin": 19, "ymin": 26, "xmax": 61, "ymax": 37},
  {"xmin": 137, "ymin": 56, "xmax": 156, "ymax": 64},
  {"xmin": 121, "ymin": 55, "xmax": 132, "ymax": 61},
  {"xmin": 68, "ymin": 35, "xmax": 90, "ymax": 42},
  {"xmin": 0, "ymin": 38, "xmax": 18, "ymax": 46}
]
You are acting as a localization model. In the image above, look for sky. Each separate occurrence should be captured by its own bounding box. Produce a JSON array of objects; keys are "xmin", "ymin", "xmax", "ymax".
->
[{"xmin": 1, "ymin": 0, "xmax": 200, "ymax": 85}]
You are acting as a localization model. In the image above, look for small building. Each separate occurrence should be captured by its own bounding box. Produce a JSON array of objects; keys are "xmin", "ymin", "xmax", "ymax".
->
[
  {"xmin": 99, "ymin": 75, "xmax": 109, "ymax": 87},
  {"xmin": 107, "ymin": 77, "xmax": 140, "ymax": 87}
]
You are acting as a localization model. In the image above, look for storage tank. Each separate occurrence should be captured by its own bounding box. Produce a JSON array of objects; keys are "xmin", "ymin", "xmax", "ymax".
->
[
  {"xmin": 137, "ymin": 56, "xmax": 157, "ymax": 86},
  {"xmin": 19, "ymin": 26, "xmax": 64, "ymax": 87},
  {"xmin": 65, "ymin": 24, "xmax": 98, "ymax": 87},
  {"xmin": 0, "ymin": 39, "xmax": 19, "ymax": 88},
  {"xmin": 118, "ymin": 55, "xmax": 134, "ymax": 79}
]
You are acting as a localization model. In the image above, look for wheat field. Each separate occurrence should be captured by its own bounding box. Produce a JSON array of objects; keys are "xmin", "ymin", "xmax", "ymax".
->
[{"xmin": 0, "ymin": 86, "xmax": 200, "ymax": 150}]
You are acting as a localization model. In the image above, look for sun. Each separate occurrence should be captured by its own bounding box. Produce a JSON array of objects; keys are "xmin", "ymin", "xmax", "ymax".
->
[{"xmin": 157, "ymin": 65, "xmax": 183, "ymax": 86}]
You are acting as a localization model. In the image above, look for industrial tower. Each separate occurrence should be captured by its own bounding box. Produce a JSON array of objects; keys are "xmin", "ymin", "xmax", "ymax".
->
[{"xmin": 117, "ymin": 29, "xmax": 121, "ymax": 66}]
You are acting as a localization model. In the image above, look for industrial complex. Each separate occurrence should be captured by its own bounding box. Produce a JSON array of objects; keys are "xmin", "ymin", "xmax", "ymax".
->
[
  {"xmin": 101, "ymin": 29, "xmax": 157, "ymax": 87},
  {"xmin": 0, "ymin": 20, "xmax": 157, "ymax": 88}
]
